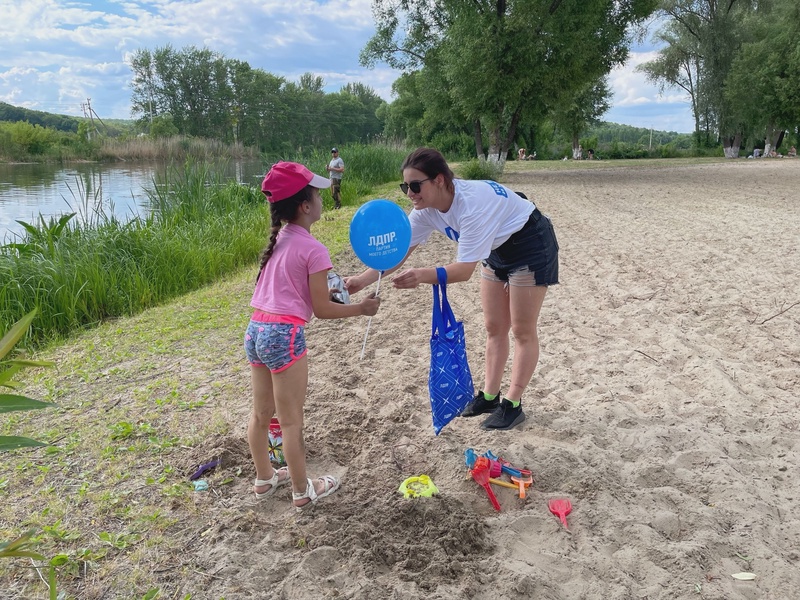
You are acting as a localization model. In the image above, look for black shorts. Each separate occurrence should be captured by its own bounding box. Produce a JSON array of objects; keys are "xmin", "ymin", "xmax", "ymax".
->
[{"xmin": 482, "ymin": 209, "xmax": 559, "ymax": 285}]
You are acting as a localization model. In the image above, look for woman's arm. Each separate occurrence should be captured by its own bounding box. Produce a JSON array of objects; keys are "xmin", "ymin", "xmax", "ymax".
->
[
  {"xmin": 344, "ymin": 244, "xmax": 419, "ymax": 294},
  {"xmin": 310, "ymin": 271, "xmax": 380, "ymax": 319},
  {"xmin": 391, "ymin": 261, "xmax": 478, "ymax": 289}
]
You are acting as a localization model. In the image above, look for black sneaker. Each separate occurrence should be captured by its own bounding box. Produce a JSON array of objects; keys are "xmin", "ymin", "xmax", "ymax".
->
[
  {"xmin": 480, "ymin": 399, "xmax": 526, "ymax": 430},
  {"xmin": 460, "ymin": 391, "xmax": 499, "ymax": 417}
]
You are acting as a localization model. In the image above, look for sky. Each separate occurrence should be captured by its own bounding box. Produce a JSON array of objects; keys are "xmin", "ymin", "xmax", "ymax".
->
[{"xmin": 0, "ymin": 0, "xmax": 695, "ymax": 134}]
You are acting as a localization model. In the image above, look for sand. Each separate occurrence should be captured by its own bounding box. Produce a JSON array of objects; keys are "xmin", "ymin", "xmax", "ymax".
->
[
  {"xmin": 8, "ymin": 158, "xmax": 800, "ymax": 599},
  {"xmin": 174, "ymin": 158, "xmax": 798, "ymax": 600}
]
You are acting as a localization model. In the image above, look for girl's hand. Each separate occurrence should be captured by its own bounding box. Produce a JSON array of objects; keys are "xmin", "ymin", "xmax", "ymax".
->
[
  {"xmin": 391, "ymin": 268, "xmax": 422, "ymax": 289},
  {"xmin": 359, "ymin": 292, "xmax": 381, "ymax": 316}
]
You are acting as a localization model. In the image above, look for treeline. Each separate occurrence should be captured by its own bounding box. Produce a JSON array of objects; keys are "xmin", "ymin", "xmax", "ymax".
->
[
  {"xmin": 0, "ymin": 102, "xmax": 81, "ymax": 133},
  {"xmin": 639, "ymin": 0, "xmax": 800, "ymax": 157},
  {"xmin": 129, "ymin": 46, "xmax": 386, "ymax": 155}
]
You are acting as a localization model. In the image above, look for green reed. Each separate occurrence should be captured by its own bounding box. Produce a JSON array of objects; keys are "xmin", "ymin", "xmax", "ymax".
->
[
  {"xmin": 1, "ymin": 143, "xmax": 411, "ymax": 348},
  {"xmin": 268, "ymin": 142, "xmax": 410, "ymax": 210},
  {"xmin": 0, "ymin": 161, "xmax": 269, "ymax": 348}
]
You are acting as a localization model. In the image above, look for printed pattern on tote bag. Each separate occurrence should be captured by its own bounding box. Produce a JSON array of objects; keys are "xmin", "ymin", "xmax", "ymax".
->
[{"xmin": 429, "ymin": 267, "xmax": 474, "ymax": 434}]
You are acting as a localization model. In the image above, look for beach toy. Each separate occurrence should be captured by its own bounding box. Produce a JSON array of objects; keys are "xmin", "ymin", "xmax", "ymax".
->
[
  {"xmin": 464, "ymin": 448, "xmax": 478, "ymax": 469},
  {"xmin": 488, "ymin": 478, "xmax": 519, "ymax": 490},
  {"xmin": 511, "ymin": 474, "xmax": 533, "ymax": 499},
  {"xmin": 487, "ymin": 459, "xmax": 502, "ymax": 478},
  {"xmin": 268, "ymin": 418, "xmax": 285, "ymax": 465},
  {"xmin": 548, "ymin": 498, "xmax": 573, "ymax": 530},
  {"xmin": 398, "ymin": 475, "xmax": 439, "ymax": 498},
  {"xmin": 470, "ymin": 457, "xmax": 501, "ymax": 511},
  {"xmin": 484, "ymin": 450, "xmax": 532, "ymax": 480}
]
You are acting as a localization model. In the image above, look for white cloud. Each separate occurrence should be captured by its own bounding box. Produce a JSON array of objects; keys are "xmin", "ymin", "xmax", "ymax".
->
[
  {"xmin": 0, "ymin": 1, "xmax": 695, "ymax": 131},
  {"xmin": 606, "ymin": 50, "xmax": 694, "ymax": 133}
]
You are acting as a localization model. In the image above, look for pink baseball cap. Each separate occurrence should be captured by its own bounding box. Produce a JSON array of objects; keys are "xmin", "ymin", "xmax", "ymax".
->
[{"xmin": 261, "ymin": 161, "xmax": 331, "ymax": 203}]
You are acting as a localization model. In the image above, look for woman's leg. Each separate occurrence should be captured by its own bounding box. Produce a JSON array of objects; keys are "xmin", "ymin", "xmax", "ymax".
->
[
  {"xmin": 480, "ymin": 271, "xmax": 511, "ymax": 395},
  {"xmin": 248, "ymin": 365, "xmax": 288, "ymax": 494},
  {"xmin": 505, "ymin": 285, "xmax": 548, "ymax": 401}
]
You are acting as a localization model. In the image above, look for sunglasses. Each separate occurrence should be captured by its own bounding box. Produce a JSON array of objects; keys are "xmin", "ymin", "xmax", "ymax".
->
[{"xmin": 400, "ymin": 178, "xmax": 431, "ymax": 195}]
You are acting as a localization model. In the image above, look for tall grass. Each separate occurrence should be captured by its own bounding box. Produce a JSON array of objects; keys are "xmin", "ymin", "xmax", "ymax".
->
[
  {"xmin": 0, "ymin": 162, "xmax": 269, "ymax": 348},
  {"xmin": 268, "ymin": 142, "xmax": 410, "ymax": 210},
  {"xmin": 1, "ymin": 144, "xmax": 412, "ymax": 348},
  {"xmin": 99, "ymin": 136, "xmax": 259, "ymax": 162}
]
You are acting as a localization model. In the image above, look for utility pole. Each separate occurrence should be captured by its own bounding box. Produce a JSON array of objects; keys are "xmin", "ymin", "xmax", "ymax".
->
[
  {"xmin": 80, "ymin": 101, "xmax": 92, "ymax": 140},
  {"xmin": 85, "ymin": 98, "xmax": 105, "ymax": 136},
  {"xmin": 649, "ymin": 126, "xmax": 653, "ymax": 151}
]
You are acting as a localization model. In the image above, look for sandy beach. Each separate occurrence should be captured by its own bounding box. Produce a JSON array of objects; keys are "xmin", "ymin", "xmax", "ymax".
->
[{"xmin": 4, "ymin": 158, "xmax": 800, "ymax": 599}]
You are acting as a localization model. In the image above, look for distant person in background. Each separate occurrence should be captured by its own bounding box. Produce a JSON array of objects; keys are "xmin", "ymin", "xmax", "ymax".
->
[
  {"xmin": 587, "ymin": 149, "xmax": 595, "ymax": 160},
  {"xmin": 788, "ymin": 146, "xmax": 797, "ymax": 157},
  {"xmin": 326, "ymin": 148, "xmax": 344, "ymax": 209},
  {"xmin": 518, "ymin": 148, "xmax": 527, "ymax": 161}
]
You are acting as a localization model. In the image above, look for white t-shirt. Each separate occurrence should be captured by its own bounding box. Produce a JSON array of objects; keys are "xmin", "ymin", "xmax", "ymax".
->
[{"xmin": 408, "ymin": 179, "xmax": 535, "ymax": 263}]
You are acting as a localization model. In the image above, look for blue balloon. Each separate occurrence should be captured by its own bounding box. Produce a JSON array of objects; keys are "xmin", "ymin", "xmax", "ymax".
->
[{"xmin": 349, "ymin": 199, "xmax": 412, "ymax": 271}]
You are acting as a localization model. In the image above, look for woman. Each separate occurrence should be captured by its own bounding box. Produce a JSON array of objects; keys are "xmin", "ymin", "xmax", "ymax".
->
[{"xmin": 346, "ymin": 148, "xmax": 558, "ymax": 430}]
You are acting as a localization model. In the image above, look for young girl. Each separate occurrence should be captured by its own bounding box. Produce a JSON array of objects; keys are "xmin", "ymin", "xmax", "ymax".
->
[{"xmin": 245, "ymin": 161, "xmax": 380, "ymax": 509}]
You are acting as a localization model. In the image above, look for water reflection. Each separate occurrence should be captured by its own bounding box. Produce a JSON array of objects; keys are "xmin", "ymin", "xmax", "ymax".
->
[{"xmin": 0, "ymin": 160, "xmax": 267, "ymax": 241}]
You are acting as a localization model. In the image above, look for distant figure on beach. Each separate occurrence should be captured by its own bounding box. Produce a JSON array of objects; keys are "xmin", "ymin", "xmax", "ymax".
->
[
  {"xmin": 246, "ymin": 161, "xmax": 380, "ymax": 509},
  {"xmin": 788, "ymin": 146, "xmax": 797, "ymax": 157},
  {"xmin": 326, "ymin": 148, "xmax": 344, "ymax": 209},
  {"xmin": 346, "ymin": 147, "xmax": 559, "ymax": 431},
  {"xmin": 587, "ymin": 149, "xmax": 595, "ymax": 160},
  {"xmin": 518, "ymin": 148, "xmax": 526, "ymax": 161}
]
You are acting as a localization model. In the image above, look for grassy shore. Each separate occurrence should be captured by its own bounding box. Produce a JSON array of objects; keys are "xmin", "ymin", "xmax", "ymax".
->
[{"xmin": 1, "ymin": 144, "xmax": 409, "ymax": 349}]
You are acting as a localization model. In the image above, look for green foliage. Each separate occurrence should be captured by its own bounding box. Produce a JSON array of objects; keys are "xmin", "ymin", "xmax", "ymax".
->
[
  {"xmin": 0, "ymin": 310, "xmax": 55, "ymax": 451},
  {"xmin": 149, "ymin": 114, "xmax": 179, "ymax": 138},
  {"xmin": 128, "ymin": 46, "xmax": 388, "ymax": 153},
  {"xmin": 0, "ymin": 102, "xmax": 80, "ymax": 132},
  {"xmin": 0, "ymin": 163, "xmax": 268, "ymax": 346},
  {"xmin": 457, "ymin": 158, "xmax": 504, "ymax": 182},
  {"xmin": 0, "ymin": 529, "xmax": 45, "ymax": 561},
  {"xmin": 362, "ymin": 0, "xmax": 658, "ymax": 158}
]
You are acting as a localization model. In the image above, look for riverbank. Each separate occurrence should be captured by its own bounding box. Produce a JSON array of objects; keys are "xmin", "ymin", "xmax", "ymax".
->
[{"xmin": 3, "ymin": 158, "xmax": 799, "ymax": 599}]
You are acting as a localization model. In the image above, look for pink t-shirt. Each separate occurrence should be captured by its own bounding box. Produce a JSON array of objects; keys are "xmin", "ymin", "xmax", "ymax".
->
[{"xmin": 250, "ymin": 223, "xmax": 333, "ymax": 323}]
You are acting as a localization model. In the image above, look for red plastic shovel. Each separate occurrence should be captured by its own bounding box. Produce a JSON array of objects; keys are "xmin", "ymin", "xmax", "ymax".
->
[
  {"xmin": 471, "ymin": 457, "xmax": 501, "ymax": 511},
  {"xmin": 548, "ymin": 498, "xmax": 572, "ymax": 530}
]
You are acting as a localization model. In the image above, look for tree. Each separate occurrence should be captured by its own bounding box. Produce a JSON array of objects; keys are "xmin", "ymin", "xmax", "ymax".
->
[
  {"xmin": 725, "ymin": 0, "xmax": 800, "ymax": 155},
  {"xmin": 637, "ymin": 24, "xmax": 706, "ymax": 144},
  {"xmin": 361, "ymin": 0, "xmax": 658, "ymax": 161},
  {"xmin": 642, "ymin": 0, "xmax": 756, "ymax": 157},
  {"xmin": 552, "ymin": 76, "xmax": 612, "ymax": 158}
]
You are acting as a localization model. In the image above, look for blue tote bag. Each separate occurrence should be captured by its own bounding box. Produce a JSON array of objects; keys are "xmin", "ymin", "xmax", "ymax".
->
[{"xmin": 429, "ymin": 267, "xmax": 474, "ymax": 435}]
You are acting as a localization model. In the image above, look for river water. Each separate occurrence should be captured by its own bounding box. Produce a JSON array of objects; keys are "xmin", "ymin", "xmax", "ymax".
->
[{"xmin": 0, "ymin": 160, "xmax": 267, "ymax": 241}]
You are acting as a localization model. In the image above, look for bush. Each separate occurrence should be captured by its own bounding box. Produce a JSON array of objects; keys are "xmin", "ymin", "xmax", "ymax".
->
[{"xmin": 457, "ymin": 157, "xmax": 504, "ymax": 181}]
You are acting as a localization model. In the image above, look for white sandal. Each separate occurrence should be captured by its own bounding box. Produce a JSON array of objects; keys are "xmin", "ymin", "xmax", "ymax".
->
[
  {"xmin": 292, "ymin": 476, "xmax": 340, "ymax": 511},
  {"xmin": 254, "ymin": 466, "xmax": 291, "ymax": 500}
]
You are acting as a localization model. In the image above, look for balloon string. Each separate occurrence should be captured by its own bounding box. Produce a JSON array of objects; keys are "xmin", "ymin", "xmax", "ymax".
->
[{"xmin": 360, "ymin": 271, "xmax": 383, "ymax": 360}]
